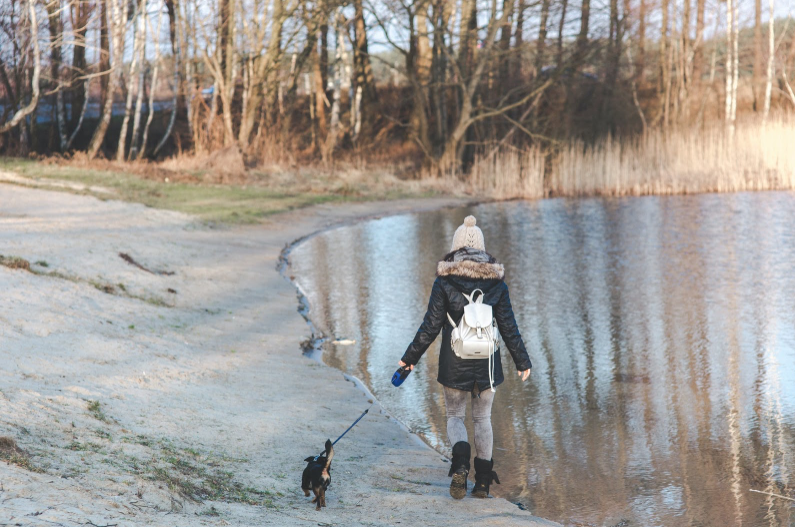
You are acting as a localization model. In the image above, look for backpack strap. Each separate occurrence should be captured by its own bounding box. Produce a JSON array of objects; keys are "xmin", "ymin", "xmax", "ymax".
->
[
  {"xmin": 470, "ymin": 289, "xmax": 485, "ymax": 303},
  {"xmin": 446, "ymin": 312, "xmax": 458, "ymax": 327}
]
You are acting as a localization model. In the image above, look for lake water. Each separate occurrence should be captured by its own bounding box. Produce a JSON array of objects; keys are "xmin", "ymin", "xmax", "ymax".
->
[{"xmin": 290, "ymin": 195, "xmax": 795, "ymax": 527}]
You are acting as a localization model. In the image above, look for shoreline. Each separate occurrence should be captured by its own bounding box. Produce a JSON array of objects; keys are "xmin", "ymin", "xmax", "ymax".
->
[{"xmin": 0, "ymin": 182, "xmax": 559, "ymax": 526}]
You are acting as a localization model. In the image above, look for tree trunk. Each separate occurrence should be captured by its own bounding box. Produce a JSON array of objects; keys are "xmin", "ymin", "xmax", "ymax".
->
[
  {"xmin": 602, "ymin": 0, "xmax": 622, "ymax": 131},
  {"xmin": 312, "ymin": 38, "xmax": 328, "ymax": 148},
  {"xmin": 498, "ymin": 0, "xmax": 512, "ymax": 85},
  {"xmin": 66, "ymin": 79, "xmax": 90, "ymax": 149},
  {"xmin": 430, "ymin": 0, "xmax": 449, "ymax": 154},
  {"xmin": 459, "ymin": 0, "xmax": 477, "ymax": 81},
  {"xmin": 319, "ymin": 4, "xmax": 329, "ymax": 95},
  {"xmin": 693, "ymin": 0, "xmax": 705, "ymax": 82},
  {"xmin": 322, "ymin": 10, "xmax": 344, "ymax": 162},
  {"xmin": 164, "ymin": 0, "xmax": 186, "ymax": 129},
  {"xmin": 731, "ymin": 0, "xmax": 739, "ymax": 125},
  {"xmin": 637, "ymin": 0, "xmax": 645, "ymax": 81},
  {"xmin": 352, "ymin": 0, "xmax": 376, "ymax": 141},
  {"xmin": 659, "ymin": 0, "xmax": 669, "ymax": 126},
  {"xmin": 155, "ymin": 0, "xmax": 181, "ymax": 156},
  {"xmin": 46, "ymin": 0, "xmax": 68, "ymax": 151},
  {"xmin": 216, "ymin": 0, "xmax": 236, "ymax": 146},
  {"xmin": 98, "ymin": 0, "xmax": 110, "ymax": 112},
  {"xmin": 762, "ymin": 0, "xmax": 774, "ymax": 122},
  {"xmin": 408, "ymin": 2, "xmax": 431, "ymax": 154},
  {"xmin": 535, "ymin": 0, "xmax": 550, "ymax": 74},
  {"xmin": 556, "ymin": 0, "xmax": 568, "ymax": 68},
  {"xmin": 116, "ymin": 0, "xmax": 144, "ymax": 161},
  {"xmin": 237, "ymin": 0, "xmax": 285, "ymax": 147},
  {"xmin": 129, "ymin": 7, "xmax": 149, "ymax": 159},
  {"xmin": 70, "ymin": 0, "xmax": 91, "ymax": 130},
  {"xmin": 139, "ymin": 62, "xmax": 159, "ymax": 158},
  {"xmin": 0, "ymin": 0, "xmax": 41, "ymax": 134},
  {"xmin": 725, "ymin": 0, "xmax": 734, "ymax": 130},
  {"xmin": 87, "ymin": 0, "xmax": 126, "ymax": 159},
  {"xmin": 753, "ymin": 0, "xmax": 762, "ymax": 111},
  {"xmin": 575, "ymin": 0, "xmax": 591, "ymax": 65},
  {"xmin": 515, "ymin": 0, "xmax": 525, "ymax": 79}
]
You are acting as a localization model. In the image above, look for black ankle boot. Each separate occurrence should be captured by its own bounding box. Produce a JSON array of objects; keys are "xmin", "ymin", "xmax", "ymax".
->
[
  {"xmin": 448, "ymin": 441, "xmax": 471, "ymax": 499},
  {"xmin": 472, "ymin": 457, "xmax": 500, "ymax": 498}
]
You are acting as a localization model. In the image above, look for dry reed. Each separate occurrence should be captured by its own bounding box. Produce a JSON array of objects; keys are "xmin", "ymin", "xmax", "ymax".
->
[
  {"xmin": 465, "ymin": 146, "xmax": 546, "ymax": 199},
  {"xmin": 548, "ymin": 117, "xmax": 795, "ymax": 196}
]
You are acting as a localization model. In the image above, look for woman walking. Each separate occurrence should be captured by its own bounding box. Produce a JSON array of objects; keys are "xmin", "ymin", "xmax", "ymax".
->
[{"xmin": 399, "ymin": 215, "xmax": 532, "ymax": 499}]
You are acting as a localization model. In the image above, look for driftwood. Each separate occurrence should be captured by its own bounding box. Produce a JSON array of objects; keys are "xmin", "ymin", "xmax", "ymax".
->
[{"xmin": 119, "ymin": 253, "xmax": 175, "ymax": 276}]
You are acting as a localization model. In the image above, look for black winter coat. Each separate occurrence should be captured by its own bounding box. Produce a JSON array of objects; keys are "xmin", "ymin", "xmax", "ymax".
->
[{"xmin": 400, "ymin": 247, "xmax": 532, "ymax": 392}]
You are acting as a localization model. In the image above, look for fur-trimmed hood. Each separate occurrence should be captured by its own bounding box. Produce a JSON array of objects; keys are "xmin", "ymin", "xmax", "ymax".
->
[{"xmin": 436, "ymin": 247, "xmax": 505, "ymax": 280}]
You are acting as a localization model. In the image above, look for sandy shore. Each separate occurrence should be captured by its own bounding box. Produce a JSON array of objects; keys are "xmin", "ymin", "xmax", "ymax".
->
[{"xmin": 0, "ymin": 183, "xmax": 559, "ymax": 526}]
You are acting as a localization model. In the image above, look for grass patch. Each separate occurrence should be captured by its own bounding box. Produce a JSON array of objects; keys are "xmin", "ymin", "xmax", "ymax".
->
[
  {"xmin": 113, "ymin": 437, "xmax": 269, "ymax": 505},
  {"xmin": 0, "ymin": 255, "xmax": 31, "ymax": 271},
  {"xmin": 0, "ymin": 436, "xmax": 45, "ymax": 473},
  {"xmin": 197, "ymin": 506, "xmax": 221, "ymax": 517},
  {"xmin": 87, "ymin": 400, "xmax": 111, "ymax": 423},
  {"xmin": 68, "ymin": 440, "xmax": 104, "ymax": 453},
  {"xmin": 0, "ymin": 157, "xmax": 439, "ymax": 225}
]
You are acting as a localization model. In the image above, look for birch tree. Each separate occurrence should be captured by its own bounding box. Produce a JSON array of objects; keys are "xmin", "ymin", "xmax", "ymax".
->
[
  {"xmin": 88, "ymin": 0, "xmax": 128, "ymax": 160},
  {"xmin": 140, "ymin": 5, "xmax": 165, "ymax": 159},
  {"xmin": 46, "ymin": 0, "xmax": 68, "ymax": 150},
  {"xmin": 0, "ymin": 0, "xmax": 40, "ymax": 134},
  {"xmin": 116, "ymin": 0, "xmax": 145, "ymax": 161},
  {"xmin": 129, "ymin": 5, "xmax": 150, "ymax": 159},
  {"xmin": 724, "ymin": 0, "xmax": 735, "ymax": 133},
  {"xmin": 761, "ymin": 0, "xmax": 774, "ymax": 122},
  {"xmin": 155, "ymin": 0, "xmax": 185, "ymax": 156},
  {"xmin": 322, "ymin": 8, "xmax": 344, "ymax": 162}
]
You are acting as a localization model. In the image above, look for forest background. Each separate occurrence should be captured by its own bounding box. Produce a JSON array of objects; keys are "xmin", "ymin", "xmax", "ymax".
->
[{"xmin": 1, "ymin": 0, "xmax": 795, "ymax": 216}]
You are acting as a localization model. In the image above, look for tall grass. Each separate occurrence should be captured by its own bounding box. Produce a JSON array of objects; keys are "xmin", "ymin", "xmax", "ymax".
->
[
  {"xmin": 548, "ymin": 117, "xmax": 795, "ymax": 196},
  {"xmin": 466, "ymin": 146, "xmax": 546, "ymax": 199},
  {"xmin": 473, "ymin": 117, "xmax": 795, "ymax": 199}
]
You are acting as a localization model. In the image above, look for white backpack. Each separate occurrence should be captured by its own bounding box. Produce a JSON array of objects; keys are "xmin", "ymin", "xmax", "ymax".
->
[{"xmin": 446, "ymin": 289, "xmax": 499, "ymax": 392}]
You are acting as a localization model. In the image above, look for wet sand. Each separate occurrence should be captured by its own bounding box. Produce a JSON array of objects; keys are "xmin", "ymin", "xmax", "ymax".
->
[{"xmin": 0, "ymin": 182, "xmax": 558, "ymax": 526}]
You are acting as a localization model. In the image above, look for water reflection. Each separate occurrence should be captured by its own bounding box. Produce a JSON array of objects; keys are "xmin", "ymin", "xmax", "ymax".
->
[{"xmin": 290, "ymin": 194, "xmax": 795, "ymax": 526}]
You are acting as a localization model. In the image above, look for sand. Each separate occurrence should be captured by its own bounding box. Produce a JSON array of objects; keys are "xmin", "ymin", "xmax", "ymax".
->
[{"xmin": 0, "ymin": 182, "xmax": 559, "ymax": 527}]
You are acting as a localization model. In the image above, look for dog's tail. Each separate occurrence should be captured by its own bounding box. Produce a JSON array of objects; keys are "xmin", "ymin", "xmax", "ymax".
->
[{"xmin": 323, "ymin": 439, "xmax": 334, "ymax": 469}]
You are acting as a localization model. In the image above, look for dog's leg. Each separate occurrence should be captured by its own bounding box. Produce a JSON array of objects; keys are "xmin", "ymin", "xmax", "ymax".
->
[
  {"xmin": 320, "ymin": 486, "xmax": 326, "ymax": 508},
  {"xmin": 313, "ymin": 488, "xmax": 321, "ymax": 510},
  {"xmin": 304, "ymin": 488, "xmax": 310, "ymax": 497}
]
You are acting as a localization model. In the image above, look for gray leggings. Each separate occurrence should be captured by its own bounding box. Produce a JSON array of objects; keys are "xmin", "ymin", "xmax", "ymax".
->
[{"xmin": 443, "ymin": 386, "xmax": 495, "ymax": 460}]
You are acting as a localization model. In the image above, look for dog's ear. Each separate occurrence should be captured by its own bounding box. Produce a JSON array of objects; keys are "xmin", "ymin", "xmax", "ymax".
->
[{"xmin": 304, "ymin": 456, "xmax": 315, "ymax": 462}]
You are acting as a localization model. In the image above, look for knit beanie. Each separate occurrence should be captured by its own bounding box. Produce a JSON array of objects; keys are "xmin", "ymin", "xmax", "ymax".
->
[{"xmin": 451, "ymin": 215, "xmax": 486, "ymax": 252}]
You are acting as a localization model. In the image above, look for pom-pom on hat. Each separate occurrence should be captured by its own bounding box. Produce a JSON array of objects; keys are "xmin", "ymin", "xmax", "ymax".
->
[{"xmin": 451, "ymin": 215, "xmax": 486, "ymax": 252}]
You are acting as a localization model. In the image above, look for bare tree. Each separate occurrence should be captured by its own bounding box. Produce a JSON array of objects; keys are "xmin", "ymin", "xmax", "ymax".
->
[
  {"xmin": 138, "ymin": 5, "xmax": 166, "ymax": 159},
  {"xmin": 88, "ymin": 0, "xmax": 128, "ymax": 159},
  {"xmin": 724, "ymin": 0, "xmax": 734, "ymax": 132},
  {"xmin": 753, "ymin": 0, "xmax": 762, "ymax": 110},
  {"xmin": 352, "ymin": 0, "xmax": 376, "ymax": 141},
  {"xmin": 46, "ymin": 0, "xmax": 68, "ymax": 150},
  {"xmin": 762, "ymin": 0, "xmax": 774, "ymax": 122},
  {"xmin": 117, "ymin": 0, "xmax": 145, "ymax": 161},
  {"xmin": 70, "ymin": 0, "xmax": 93, "ymax": 130},
  {"xmin": 129, "ymin": 4, "xmax": 150, "ymax": 159},
  {"xmin": 0, "ymin": 0, "xmax": 41, "ymax": 134},
  {"xmin": 322, "ymin": 8, "xmax": 344, "ymax": 162}
]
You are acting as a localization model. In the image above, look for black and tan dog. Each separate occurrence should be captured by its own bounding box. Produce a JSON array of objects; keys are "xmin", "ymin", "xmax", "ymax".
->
[{"xmin": 301, "ymin": 439, "xmax": 334, "ymax": 510}]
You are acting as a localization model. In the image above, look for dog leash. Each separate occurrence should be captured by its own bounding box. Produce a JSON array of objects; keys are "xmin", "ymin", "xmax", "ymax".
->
[{"xmin": 314, "ymin": 404, "xmax": 372, "ymax": 460}]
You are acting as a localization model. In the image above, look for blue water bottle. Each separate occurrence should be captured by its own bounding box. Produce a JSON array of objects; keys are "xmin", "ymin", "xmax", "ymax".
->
[{"xmin": 391, "ymin": 365, "xmax": 412, "ymax": 387}]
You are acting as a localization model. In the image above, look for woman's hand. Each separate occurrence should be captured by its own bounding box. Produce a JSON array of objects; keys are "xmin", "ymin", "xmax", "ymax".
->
[
  {"xmin": 518, "ymin": 369, "xmax": 530, "ymax": 382},
  {"xmin": 398, "ymin": 360, "xmax": 414, "ymax": 371}
]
